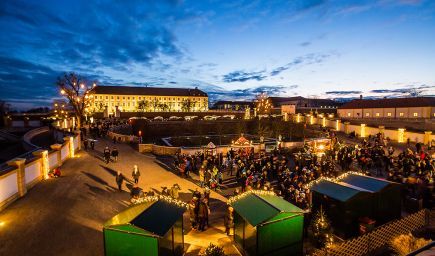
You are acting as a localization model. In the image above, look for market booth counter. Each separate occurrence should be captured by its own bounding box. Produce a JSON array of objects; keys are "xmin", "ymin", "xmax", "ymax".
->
[
  {"xmin": 341, "ymin": 174, "xmax": 402, "ymax": 224},
  {"xmin": 311, "ymin": 180, "xmax": 374, "ymax": 239},
  {"xmin": 229, "ymin": 190, "xmax": 305, "ymax": 256},
  {"xmin": 103, "ymin": 198, "xmax": 186, "ymax": 256}
]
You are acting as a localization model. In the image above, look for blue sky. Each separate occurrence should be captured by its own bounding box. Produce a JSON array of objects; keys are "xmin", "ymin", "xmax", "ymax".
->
[{"xmin": 0, "ymin": 0, "xmax": 434, "ymax": 109}]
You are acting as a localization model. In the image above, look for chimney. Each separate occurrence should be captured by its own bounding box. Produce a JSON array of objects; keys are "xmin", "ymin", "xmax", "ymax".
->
[{"xmin": 360, "ymin": 95, "xmax": 363, "ymax": 100}]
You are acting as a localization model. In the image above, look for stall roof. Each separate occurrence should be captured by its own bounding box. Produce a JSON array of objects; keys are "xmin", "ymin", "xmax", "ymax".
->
[
  {"xmin": 341, "ymin": 174, "xmax": 399, "ymax": 192},
  {"xmin": 229, "ymin": 192, "xmax": 304, "ymax": 226},
  {"xmin": 104, "ymin": 199, "xmax": 186, "ymax": 237},
  {"xmin": 311, "ymin": 180, "xmax": 372, "ymax": 202}
]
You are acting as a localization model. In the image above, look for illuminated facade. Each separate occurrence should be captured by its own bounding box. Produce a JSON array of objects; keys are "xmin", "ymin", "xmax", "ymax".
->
[
  {"xmin": 88, "ymin": 86, "xmax": 208, "ymax": 114},
  {"xmin": 338, "ymin": 97, "xmax": 435, "ymax": 119}
]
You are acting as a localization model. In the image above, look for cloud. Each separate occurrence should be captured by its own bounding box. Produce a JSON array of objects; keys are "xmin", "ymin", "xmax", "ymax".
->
[
  {"xmin": 325, "ymin": 90, "xmax": 362, "ymax": 95},
  {"xmin": 0, "ymin": 0, "xmax": 205, "ymax": 70},
  {"xmin": 270, "ymin": 52, "xmax": 336, "ymax": 76},
  {"xmin": 299, "ymin": 41, "xmax": 311, "ymax": 47},
  {"xmin": 222, "ymin": 70, "xmax": 267, "ymax": 83}
]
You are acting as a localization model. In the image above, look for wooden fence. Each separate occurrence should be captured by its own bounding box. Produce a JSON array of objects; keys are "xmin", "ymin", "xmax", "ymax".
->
[{"xmin": 311, "ymin": 209, "xmax": 431, "ymax": 256}]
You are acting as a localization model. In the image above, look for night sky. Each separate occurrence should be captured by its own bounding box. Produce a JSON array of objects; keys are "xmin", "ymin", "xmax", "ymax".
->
[{"xmin": 1, "ymin": 0, "xmax": 434, "ymax": 109}]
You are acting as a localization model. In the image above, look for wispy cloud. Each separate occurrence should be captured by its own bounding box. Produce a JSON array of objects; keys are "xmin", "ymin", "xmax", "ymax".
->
[
  {"xmin": 325, "ymin": 90, "xmax": 362, "ymax": 95},
  {"xmin": 270, "ymin": 52, "xmax": 337, "ymax": 76},
  {"xmin": 222, "ymin": 70, "xmax": 267, "ymax": 83}
]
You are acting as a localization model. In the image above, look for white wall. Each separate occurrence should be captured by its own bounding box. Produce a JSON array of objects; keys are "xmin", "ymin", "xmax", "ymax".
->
[
  {"xmin": 11, "ymin": 120, "xmax": 24, "ymax": 127},
  {"xmin": 25, "ymin": 161, "xmax": 41, "ymax": 185},
  {"xmin": 28, "ymin": 120, "xmax": 41, "ymax": 127},
  {"xmin": 61, "ymin": 145, "xmax": 69, "ymax": 161},
  {"xmin": 0, "ymin": 172, "xmax": 18, "ymax": 202},
  {"xmin": 49, "ymin": 152, "xmax": 58, "ymax": 169}
]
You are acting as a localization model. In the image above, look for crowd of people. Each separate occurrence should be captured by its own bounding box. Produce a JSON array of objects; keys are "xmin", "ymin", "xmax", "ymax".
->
[{"xmin": 174, "ymin": 131, "xmax": 434, "ymax": 212}]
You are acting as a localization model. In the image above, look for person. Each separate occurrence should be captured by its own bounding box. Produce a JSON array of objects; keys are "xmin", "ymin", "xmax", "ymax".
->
[
  {"xmin": 111, "ymin": 147, "xmax": 119, "ymax": 162},
  {"xmin": 104, "ymin": 146, "xmax": 111, "ymax": 164},
  {"xmin": 83, "ymin": 138, "xmax": 88, "ymax": 151},
  {"xmin": 132, "ymin": 165, "xmax": 140, "ymax": 183},
  {"xmin": 130, "ymin": 184, "xmax": 143, "ymax": 199},
  {"xmin": 198, "ymin": 198, "xmax": 209, "ymax": 231},
  {"xmin": 224, "ymin": 206, "xmax": 234, "ymax": 235},
  {"xmin": 189, "ymin": 198, "xmax": 198, "ymax": 230},
  {"xmin": 116, "ymin": 171, "xmax": 124, "ymax": 191},
  {"xmin": 199, "ymin": 165, "xmax": 205, "ymax": 187},
  {"xmin": 90, "ymin": 139, "xmax": 95, "ymax": 150},
  {"xmin": 113, "ymin": 136, "xmax": 117, "ymax": 144}
]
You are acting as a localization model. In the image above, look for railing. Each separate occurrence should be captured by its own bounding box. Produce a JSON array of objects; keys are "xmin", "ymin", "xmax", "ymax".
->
[{"xmin": 311, "ymin": 209, "xmax": 431, "ymax": 256}]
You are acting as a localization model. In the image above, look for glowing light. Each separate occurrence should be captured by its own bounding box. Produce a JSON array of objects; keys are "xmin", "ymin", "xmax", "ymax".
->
[
  {"xmin": 0, "ymin": 221, "xmax": 4, "ymax": 227},
  {"xmin": 228, "ymin": 189, "xmax": 275, "ymax": 205},
  {"xmin": 60, "ymin": 89, "xmax": 65, "ymax": 95},
  {"xmin": 306, "ymin": 171, "xmax": 366, "ymax": 189},
  {"xmin": 131, "ymin": 195, "xmax": 188, "ymax": 208}
]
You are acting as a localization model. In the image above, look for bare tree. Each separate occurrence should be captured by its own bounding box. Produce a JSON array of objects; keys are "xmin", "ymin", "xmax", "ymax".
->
[{"xmin": 56, "ymin": 73, "xmax": 95, "ymax": 129}]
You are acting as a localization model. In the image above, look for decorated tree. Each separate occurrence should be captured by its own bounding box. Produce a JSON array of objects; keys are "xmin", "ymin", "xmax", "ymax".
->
[
  {"xmin": 255, "ymin": 92, "xmax": 272, "ymax": 115},
  {"xmin": 56, "ymin": 73, "xmax": 95, "ymax": 129},
  {"xmin": 311, "ymin": 206, "xmax": 334, "ymax": 248}
]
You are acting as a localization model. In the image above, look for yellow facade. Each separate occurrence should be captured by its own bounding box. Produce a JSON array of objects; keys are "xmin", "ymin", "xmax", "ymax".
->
[{"xmin": 89, "ymin": 93, "xmax": 208, "ymax": 114}]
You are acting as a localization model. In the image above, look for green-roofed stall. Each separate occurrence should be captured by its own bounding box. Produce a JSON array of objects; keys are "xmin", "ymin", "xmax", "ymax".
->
[
  {"xmin": 229, "ymin": 192, "xmax": 305, "ymax": 256},
  {"xmin": 311, "ymin": 180, "xmax": 374, "ymax": 239},
  {"xmin": 103, "ymin": 199, "xmax": 186, "ymax": 256},
  {"xmin": 341, "ymin": 174, "xmax": 402, "ymax": 224}
]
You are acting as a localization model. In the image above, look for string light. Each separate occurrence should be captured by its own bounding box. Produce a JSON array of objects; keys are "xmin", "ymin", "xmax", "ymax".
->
[
  {"xmin": 131, "ymin": 195, "xmax": 188, "ymax": 208},
  {"xmin": 306, "ymin": 171, "xmax": 366, "ymax": 189},
  {"xmin": 227, "ymin": 189, "xmax": 276, "ymax": 205}
]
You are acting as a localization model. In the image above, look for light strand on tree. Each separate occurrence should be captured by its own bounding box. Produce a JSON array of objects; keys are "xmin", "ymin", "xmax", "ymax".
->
[{"xmin": 131, "ymin": 195, "xmax": 188, "ymax": 208}]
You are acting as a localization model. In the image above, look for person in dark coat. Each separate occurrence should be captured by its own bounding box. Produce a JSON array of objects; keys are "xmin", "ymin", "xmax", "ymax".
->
[
  {"xmin": 90, "ymin": 139, "xmax": 95, "ymax": 150},
  {"xmin": 116, "ymin": 171, "xmax": 124, "ymax": 191},
  {"xmin": 83, "ymin": 138, "xmax": 88, "ymax": 151},
  {"xmin": 111, "ymin": 147, "xmax": 119, "ymax": 162},
  {"xmin": 103, "ymin": 146, "xmax": 111, "ymax": 164},
  {"xmin": 198, "ymin": 198, "xmax": 209, "ymax": 231}
]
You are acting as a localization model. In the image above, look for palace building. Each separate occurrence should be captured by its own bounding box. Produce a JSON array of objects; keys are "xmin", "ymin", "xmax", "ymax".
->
[
  {"xmin": 88, "ymin": 85, "xmax": 208, "ymax": 114},
  {"xmin": 338, "ymin": 97, "xmax": 435, "ymax": 119}
]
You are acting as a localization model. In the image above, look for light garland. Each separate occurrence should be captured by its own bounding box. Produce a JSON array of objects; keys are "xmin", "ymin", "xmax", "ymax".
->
[
  {"xmin": 227, "ymin": 189, "xmax": 276, "ymax": 205},
  {"xmin": 306, "ymin": 171, "xmax": 366, "ymax": 189},
  {"xmin": 131, "ymin": 195, "xmax": 188, "ymax": 208}
]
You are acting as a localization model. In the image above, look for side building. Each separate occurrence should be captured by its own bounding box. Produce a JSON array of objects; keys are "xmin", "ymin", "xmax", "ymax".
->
[
  {"xmin": 211, "ymin": 100, "xmax": 254, "ymax": 111},
  {"xmin": 88, "ymin": 85, "xmax": 208, "ymax": 114},
  {"xmin": 267, "ymin": 96, "xmax": 342, "ymax": 115},
  {"xmin": 338, "ymin": 97, "xmax": 435, "ymax": 119}
]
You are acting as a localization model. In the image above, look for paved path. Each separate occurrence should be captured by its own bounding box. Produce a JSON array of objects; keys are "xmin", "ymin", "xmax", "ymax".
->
[{"xmin": 0, "ymin": 138, "xmax": 239, "ymax": 255}]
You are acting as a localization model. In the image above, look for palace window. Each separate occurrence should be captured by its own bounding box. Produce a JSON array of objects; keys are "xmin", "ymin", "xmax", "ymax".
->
[
  {"xmin": 387, "ymin": 112, "xmax": 392, "ymax": 117},
  {"xmin": 365, "ymin": 113, "xmax": 370, "ymax": 117},
  {"xmin": 375, "ymin": 113, "xmax": 380, "ymax": 117},
  {"xmin": 399, "ymin": 112, "xmax": 404, "ymax": 117},
  {"xmin": 413, "ymin": 113, "xmax": 418, "ymax": 117}
]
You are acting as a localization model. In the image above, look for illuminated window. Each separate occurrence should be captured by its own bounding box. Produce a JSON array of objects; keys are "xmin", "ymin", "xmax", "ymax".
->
[
  {"xmin": 413, "ymin": 112, "xmax": 418, "ymax": 117},
  {"xmin": 365, "ymin": 113, "xmax": 370, "ymax": 117},
  {"xmin": 387, "ymin": 112, "xmax": 392, "ymax": 117},
  {"xmin": 347, "ymin": 113, "xmax": 351, "ymax": 117},
  {"xmin": 399, "ymin": 112, "xmax": 404, "ymax": 117},
  {"xmin": 376, "ymin": 113, "xmax": 380, "ymax": 117}
]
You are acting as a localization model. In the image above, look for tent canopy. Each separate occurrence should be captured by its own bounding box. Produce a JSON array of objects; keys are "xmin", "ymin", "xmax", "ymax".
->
[
  {"xmin": 233, "ymin": 136, "xmax": 251, "ymax": 147},
  {"xmin": 229, "ymin": 192, "xmax": 304, "ymax": 226},
  {"xmin": 204, "ymin": 142, "xmax": 216, "ymax": 149},
  {"xmin": 311, "ymin": 180, "xmax": 371, "ymax": 202},
  {"xmin": 105, "ymin": 199, "xmax": 186, "ymax": 237},
  {"xmin": 341, "ymin": 174, "xmax": 399, "ymax": 192}
]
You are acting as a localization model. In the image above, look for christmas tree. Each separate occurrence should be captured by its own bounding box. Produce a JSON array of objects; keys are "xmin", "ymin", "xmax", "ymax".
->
[{"xmin": 311, "ymin": 206, "xmax": 334, "ymax": 248}]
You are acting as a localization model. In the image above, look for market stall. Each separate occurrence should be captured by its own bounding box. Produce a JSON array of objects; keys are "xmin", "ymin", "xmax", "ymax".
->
[
  {"xmin": 341, "ymin": 174, "xmax": 402, "ymax": 224},
  {"xmin": 231, "ymin": 136, "xmax": 254, "ymax": 155},
  {"xmin": 304, "ymin": 138, "xmax": 331, "ymax": 156},
  {"xmin": 103, "ymin": 198, "xmax": 186, "ymax": 256},
  {"xmin": 311, "ymin": 180, "xmax": 374, "ymax": 239},
  {"xmin": 203, "ymin": 141, "xmax": 217, "ymax": 156},
  {"xmin": 229, "ymin": 190, "xmax": 304, "ymax": 256}
]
